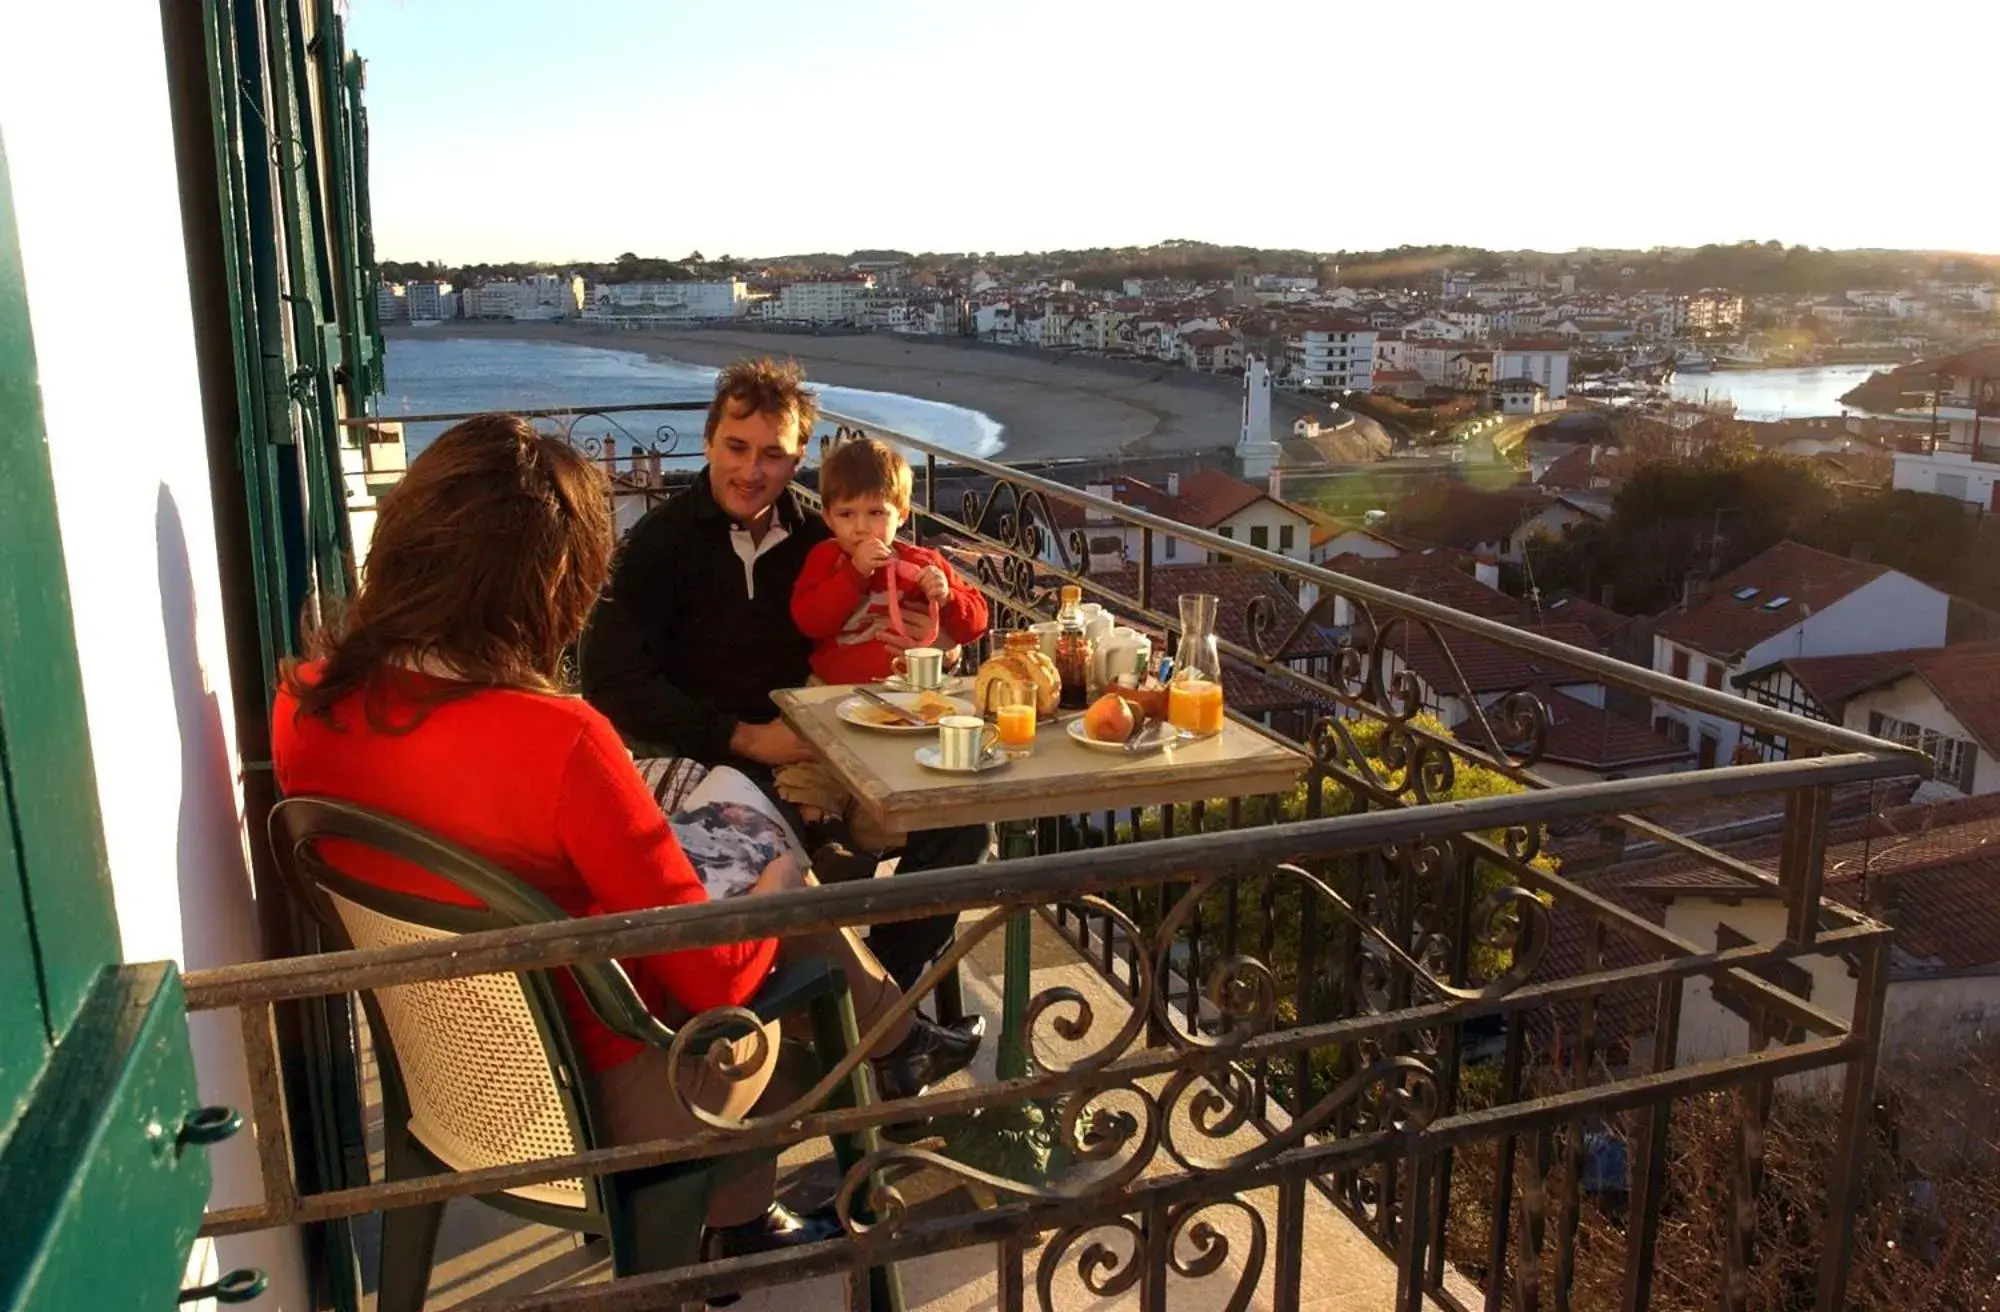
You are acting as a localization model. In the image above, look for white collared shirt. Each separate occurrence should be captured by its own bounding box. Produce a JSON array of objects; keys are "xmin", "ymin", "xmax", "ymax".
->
[{"xmin": 727, "ymin": 519, "xmax": 791, "ymax": 599}]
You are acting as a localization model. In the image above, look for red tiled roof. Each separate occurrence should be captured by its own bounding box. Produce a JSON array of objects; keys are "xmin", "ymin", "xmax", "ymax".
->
[
  {"xmin": 1652, "ymin": 540, "xmax": 1893, "ymax": 662},
  {"xmin": 1905, "ymin": 640, "xmax": 2000, "ymax": 757},
  {"xmin": 1537, "ymin": 592, "xmax": 1632, "ymax": 643},
  {"xmin": 1538, "ymin": 688, "xmax": 1693, "ymax": 772},
  {"xmin": 1385, "ymin": 482, "xmax": 1544, "ymax": 553},
  {"xmin": 1536, "ymin": 444, "xmax": 1631, "ymax": 492},
  {"xmin": 1375, "ymin": 618, "xmax": 1604, "ymax": 697},
  {"xmin": 1733, "ymin": 648, "xmax": 1935, "ymax": 719},
  {"xmin": 1621, "ymin": 794, "xmax": 2000, "ymax": 975},
  {"xmin": 1499, "ymin": 339, "xmax": 1573, "ymax": 352},
  {"xmin": 1174, "ymin": 469, "xmax": 1272, "ymax": 528},
  {"xmin": 1328, "ymin": 550, "xmax": 1529, "ymax": 623}
]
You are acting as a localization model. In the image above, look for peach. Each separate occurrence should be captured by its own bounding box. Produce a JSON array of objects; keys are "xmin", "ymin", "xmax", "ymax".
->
[{"xmin": 1083, "ymin": 692, "xmax": 1136, "ymax": 743}]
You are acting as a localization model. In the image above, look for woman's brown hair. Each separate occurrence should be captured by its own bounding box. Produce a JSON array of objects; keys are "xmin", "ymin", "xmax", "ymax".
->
[{"xmin": 282, "ymin": 413, "xmax": 613, "ymax": 723}]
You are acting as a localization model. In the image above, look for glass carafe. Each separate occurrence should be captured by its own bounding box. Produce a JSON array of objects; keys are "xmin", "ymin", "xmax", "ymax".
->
[{"xmin": 1168, "ymin": 593, "xmax": 1225, "ymax": 736}]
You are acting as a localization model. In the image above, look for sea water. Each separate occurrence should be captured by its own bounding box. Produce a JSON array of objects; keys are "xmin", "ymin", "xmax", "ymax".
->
[{"xmin": 378, "ymin": 334, "xmax": 1007, "ymax": 462}]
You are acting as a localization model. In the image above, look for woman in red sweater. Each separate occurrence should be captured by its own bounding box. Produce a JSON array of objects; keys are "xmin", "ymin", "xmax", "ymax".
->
[{"xmin": 273, "ymin": 415, "xmax": 933, "ymax": 1257}]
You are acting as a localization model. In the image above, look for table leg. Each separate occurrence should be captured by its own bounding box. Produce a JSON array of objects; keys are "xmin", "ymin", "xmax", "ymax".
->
[
  {"xmin": 937, "ymin": 821, "xmax": 1056, "ymax": 1184},
  {"xmin": 995, "ymin": 821, "xmax": 1037, "ymax": 1083}
]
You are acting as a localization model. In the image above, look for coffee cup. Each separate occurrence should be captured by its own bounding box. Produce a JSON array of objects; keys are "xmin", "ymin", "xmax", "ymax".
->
[
  {"xmin": 892, "ymin": 646, "xmax": 945, "ymax": 690},
  {"xmin": 1030, "ymin": 620, "xmax": 1062, "ymax": 658},
  {"xmin": 937, "ymin": 714, "xmax": 1000, "ymax": 769}
]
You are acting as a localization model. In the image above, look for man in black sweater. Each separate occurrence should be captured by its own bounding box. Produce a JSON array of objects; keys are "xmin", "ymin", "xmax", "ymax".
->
[{"xmin": 581, "ymin": 359, "xmax": 986, "ymax": 1072}]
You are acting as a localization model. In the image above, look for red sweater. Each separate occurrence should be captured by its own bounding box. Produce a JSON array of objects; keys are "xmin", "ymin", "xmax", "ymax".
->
[
  {"xmin": 790, "ymin": 540, "xmax": 989, "ymax": 684},
  {"xmin": 272, "ymin": 666, "xmax": 777, "ymax": 1072}
]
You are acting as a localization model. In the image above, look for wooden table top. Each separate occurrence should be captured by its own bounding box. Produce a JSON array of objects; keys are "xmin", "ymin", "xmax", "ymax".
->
[{"xmin": 772, "ymin": 683, "xmax": 1312, "ymax": 831}]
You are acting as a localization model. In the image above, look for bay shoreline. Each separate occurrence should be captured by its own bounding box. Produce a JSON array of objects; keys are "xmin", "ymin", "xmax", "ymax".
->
[{"xmin": 387, "ymin": 321, "xmax": 1363, "ymax": 463}]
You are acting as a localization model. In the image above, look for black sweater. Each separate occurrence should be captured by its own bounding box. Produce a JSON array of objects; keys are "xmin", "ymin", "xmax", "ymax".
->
[{"xmin": 581, "ymin": 471, "xmax": 831, "ymax": 763}]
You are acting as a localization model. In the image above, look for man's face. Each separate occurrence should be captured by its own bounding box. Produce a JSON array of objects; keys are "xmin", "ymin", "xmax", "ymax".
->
[
  {"xmin": 823, "ymin": 494, "xmax": 905, "ymax": 558},
  {"xmin": 706, "ymin": 402, "xmax": 805, "ymax": 524}
]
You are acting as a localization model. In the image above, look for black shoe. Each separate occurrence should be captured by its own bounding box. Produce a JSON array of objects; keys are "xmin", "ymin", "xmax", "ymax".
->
[
  {"xmin": 873, "ymin": 1015, "xmax": 981, "ymax": 1101},
  {"xmin": 700, "ymin": 1202, "xmax": 844, "ymax": 1304},
  {"xmin": 810, "ymin": 841, "xmax": 880, "ymax": 885}
]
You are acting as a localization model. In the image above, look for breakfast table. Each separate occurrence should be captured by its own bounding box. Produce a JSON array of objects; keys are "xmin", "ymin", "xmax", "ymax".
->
[{"xmin": 771, "ymin": 680, "xmax": 1310, "ymax": 1176}]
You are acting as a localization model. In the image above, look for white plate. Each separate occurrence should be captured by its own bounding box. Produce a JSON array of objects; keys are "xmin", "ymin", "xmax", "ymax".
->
[
  {"xmin": 881, "ymin": 673, "xmax": 970, "ymax": 696},
  {"xmin": 834, "ymin": 691, "xmax": 975, "ymax": 734},
  {"xmin": 914, "ymin": 744, "xmax": 1011, "ymax": 774},
  {"xmin": 1065, "ymin": 717, "xmax": 1186, "ymax": 754}
]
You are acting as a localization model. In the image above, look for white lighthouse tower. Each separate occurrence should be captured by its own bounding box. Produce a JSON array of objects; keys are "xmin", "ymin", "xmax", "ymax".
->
[{"xmin": 1235, "ymin": 354, "xmax": 1281, "ymax": 480}]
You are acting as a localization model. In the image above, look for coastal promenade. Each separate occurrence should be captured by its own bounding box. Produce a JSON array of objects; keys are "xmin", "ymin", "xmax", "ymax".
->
[{"xmin": 396, "ymin": 322, "xmax": 1387, "ymax": 464}]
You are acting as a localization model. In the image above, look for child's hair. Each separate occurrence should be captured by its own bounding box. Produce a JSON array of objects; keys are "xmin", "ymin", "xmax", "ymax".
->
[{"xmin": 819, "ymin": 436, "xmax": 913, "ymax": 516}]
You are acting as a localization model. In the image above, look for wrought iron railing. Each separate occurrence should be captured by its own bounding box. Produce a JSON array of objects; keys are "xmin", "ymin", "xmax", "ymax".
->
[{"xmin": 295, "ymin": 398, "xmax": 1928, "ymax": 1309}]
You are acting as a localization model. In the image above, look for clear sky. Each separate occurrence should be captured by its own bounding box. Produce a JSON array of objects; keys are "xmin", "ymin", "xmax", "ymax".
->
[{"xmin": 348, "ymin": 0, "xmax": 2000, "ymax": 264}]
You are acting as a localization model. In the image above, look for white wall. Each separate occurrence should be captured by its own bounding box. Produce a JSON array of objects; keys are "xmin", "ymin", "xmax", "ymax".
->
[
  {"xmin": 0, "ymin": 4, "xmax": 306, "ymax": 1304},
  {"xmin": 1739, "ymin": 573, "xmax": 1950, "ymax": 674},
  {"xmin": 1214, "ymin": 500, "xmax": 1314, "ymax": 564},
  {"xmin": 1667, "ymin": 897, "xmax": 2000, "ymax": 1089},
  {"xmin": 1663, "ymin": 899, "xmax": 1859, "ymax": 1093},
  {"xmin": 1844, "ymin": 677, "xmax": 1998, "ymax": 796},
  {"xmin": 1655, "ymin": 572, "xmax": 1951, "ymax": 764},
  {"xmin": 1892, "ymin": 450, "xmax": 1997, "ymax": 509}
]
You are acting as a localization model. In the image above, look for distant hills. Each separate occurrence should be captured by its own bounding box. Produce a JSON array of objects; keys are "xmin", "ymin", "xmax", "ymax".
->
[{"xmin": 381, "ymin": 240, "xmax": 1999, "ymax": 298}]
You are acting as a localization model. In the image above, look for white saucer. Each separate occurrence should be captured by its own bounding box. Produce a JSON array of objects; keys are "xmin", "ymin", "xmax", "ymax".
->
[
  {"xmin": 914, "ymin": 744, "xmax": 1011, "ymax": 774},
  {"xmin": 882, "ymin": 674, "xmax": 970, "ymax": 695}
]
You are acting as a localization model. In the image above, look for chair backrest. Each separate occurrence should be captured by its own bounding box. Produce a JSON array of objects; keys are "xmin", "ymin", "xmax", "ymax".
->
[{"xmin": 269, "ymin": 796, "xmax": 673, "ymax": 1213}]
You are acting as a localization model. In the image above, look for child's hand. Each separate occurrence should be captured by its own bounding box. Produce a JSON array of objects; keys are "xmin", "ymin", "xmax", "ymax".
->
[
  {"xmin": 849, "ymin": 538, "xmax": 894, "ymax": 577},
  {"xmin": 918, "ymin": 564, "xmax": 950, "ymax": 604}
]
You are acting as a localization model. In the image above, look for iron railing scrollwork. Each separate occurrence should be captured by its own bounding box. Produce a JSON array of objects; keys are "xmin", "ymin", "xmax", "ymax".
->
[{"xmin": 286, "ymin": 399, "xmax": 1929, "ymax": 1309}]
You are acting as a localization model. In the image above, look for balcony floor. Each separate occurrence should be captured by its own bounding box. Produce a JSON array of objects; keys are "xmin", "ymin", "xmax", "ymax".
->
[{"xmin": 357, "ymin": 911, "xmax": 1476, "ymax": 1310}]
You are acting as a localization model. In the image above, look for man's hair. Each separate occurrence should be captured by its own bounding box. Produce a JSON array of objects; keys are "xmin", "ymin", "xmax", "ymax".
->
[
  {"xmin": 703, "ymin": 357, "xmax": 819, "ymax": 446},
  {"xmin": 819, "ymin": 436, "xmax": 913, "ymax": 516},
  {"xmin": 282, "ymin": 413, "xmax": 613, "ymax": 724}
]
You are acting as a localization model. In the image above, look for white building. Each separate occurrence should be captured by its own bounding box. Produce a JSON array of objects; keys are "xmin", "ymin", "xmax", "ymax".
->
[
  {"xmin": 1075, "ymin": 467, "xmax": 1317, "ymax": 570},
  {"xmin": 1493, "ymin": 340, "xmax": 1573, "ymax": 401},
  {"xmin": 973, "ymin": 303, "xmax": 1015, "ymax": 341},
  {"xmin": 404, "ymin": 279, "xmax": 454, "ymax": 323},
  {"xmin": 1288, "ymin": 319, "xmax": 1376, "ymax": 391},
  {"xmin": 1838, "ymin": 642, "xmax": 2000, "ymax": 796},
  {"xmin": 461, "ymin": 281, "xmax": 524, "ymax": 319},
  {"xmin": 1890, "ymin": 346, "xmax": 2000, "ymax": 511},
  {"xmin": 586, "ymin": 280, "xmax": 749, "ymax": 323},
  {"xmin": 1405, "ymin": 339, "xmax": 1466, "ymax": 387},
  {"xmin": 778, "ymin": 275, "xmax": 874, "ymax": 324},
  {"xmin": 1493, "ymin": 378, "xmax": 1547, "ymax": 415},
  {"xmin": 1633, "ymin": 794, "xmax": 2000, "ymax": 1086},
  {"xmin": 1651, "ymin": 541, "xmax": 1954, "ymax": 767}
]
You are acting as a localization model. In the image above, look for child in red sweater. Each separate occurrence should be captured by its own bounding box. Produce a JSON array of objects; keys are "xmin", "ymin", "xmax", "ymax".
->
[
  {"xmin": 789, "ymin": 436, "xmax": 989, "ymax": 683},
  {"xmin": 783, "ymin": 437, "xmax": 989, "ymax": 841}
]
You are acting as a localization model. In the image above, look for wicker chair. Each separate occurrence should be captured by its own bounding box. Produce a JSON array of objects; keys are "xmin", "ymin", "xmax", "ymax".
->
[{"xmin": 269, "ymin": 796, "xmax": 902, "ymax": 1312}]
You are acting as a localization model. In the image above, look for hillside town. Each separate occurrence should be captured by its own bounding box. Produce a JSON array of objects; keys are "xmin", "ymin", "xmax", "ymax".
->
[{"xmin": 384, "ymin": 248, "xmax": 1996, "ymax": 397}]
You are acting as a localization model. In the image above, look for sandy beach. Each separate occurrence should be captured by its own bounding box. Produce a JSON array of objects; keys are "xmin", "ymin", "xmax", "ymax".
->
[{"xmin": 400, "ymin": 321, "xmax": 1375, "ymax": 463}]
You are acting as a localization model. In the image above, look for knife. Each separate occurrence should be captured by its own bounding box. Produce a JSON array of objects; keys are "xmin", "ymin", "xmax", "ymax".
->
[{"xmin": 854, "ymin": 685, "xmax": 927, "ymax": 727}]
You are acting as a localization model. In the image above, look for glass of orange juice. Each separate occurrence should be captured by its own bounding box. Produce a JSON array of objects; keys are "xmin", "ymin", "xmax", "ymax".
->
[
  {"xmin": 1167, "ymin": 677, "xmax": 1225, "ymax": 737},
  {"xmin": 995, "ymin": 702, "xmax": 1038, "ymax": 755}
]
